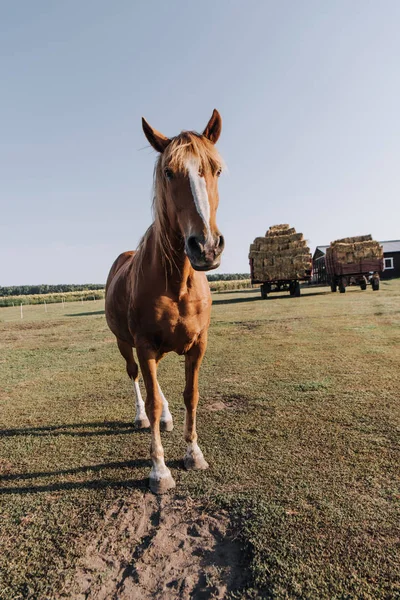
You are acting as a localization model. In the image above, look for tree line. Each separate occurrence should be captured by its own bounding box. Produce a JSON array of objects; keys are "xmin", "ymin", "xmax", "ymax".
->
[
  {"xmin": 0, "ymin": 284, "xmax": 105, "ymax": 297},
  {"xmin": 206, "ymin": 273, "xmax": 250, "ymax": 281},
  {"xmin": 0, "ymin": 275, "xmax": 250, "ymax": 297}
]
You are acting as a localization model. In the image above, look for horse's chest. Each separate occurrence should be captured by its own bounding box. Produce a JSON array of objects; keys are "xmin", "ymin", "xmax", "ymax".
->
[
  {"xmin": 162, "ymin": 304, "xmax": 208, "ymax": 353},
  {"xmin": 137, "ymin": 296, "xmax": 209, "ymax": 354}
]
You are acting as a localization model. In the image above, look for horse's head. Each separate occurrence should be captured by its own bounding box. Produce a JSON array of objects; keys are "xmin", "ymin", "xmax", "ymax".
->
[{"xmin": 142, "ymin": 110, "xmax": 225, "ymax": 271}]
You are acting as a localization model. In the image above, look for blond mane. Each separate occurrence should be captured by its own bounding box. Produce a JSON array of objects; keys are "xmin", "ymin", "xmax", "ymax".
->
[
  {"xmin": 136, "ymin": 131, "xmax": 223, "ymax": 277},
  {"xmin": 161, "ymin": 131, "xmax": 222, "ymax": 174}
]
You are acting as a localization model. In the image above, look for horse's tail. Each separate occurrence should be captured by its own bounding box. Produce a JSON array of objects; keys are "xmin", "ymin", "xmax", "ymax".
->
[{"xmin": 105, "ymin": 251, "xmax": 135, "ymax": 293}]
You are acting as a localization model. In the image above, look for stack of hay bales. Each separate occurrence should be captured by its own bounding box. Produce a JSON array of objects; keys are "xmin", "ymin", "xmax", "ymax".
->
[
  {"xmin": 326, "ymin": 235, "xmax": 383, "ymax": 274},
  {"xmin": 249, "ymin": 224, "xmax": 312, "ymax": 281}
]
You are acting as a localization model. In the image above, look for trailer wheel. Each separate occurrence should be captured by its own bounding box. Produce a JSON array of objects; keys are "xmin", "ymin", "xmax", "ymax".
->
[
  {"xmin": 372, "ymin": 279, "xmax": 380, "ymax": 291},
  {"xmin": 330, "ymin": 282, "xmax": 337, "ymax": 292},
  {"xmin": 339, "ymin": 279, "xmax": 346, "ymax": 293},
  {"xmin": 289, "ymin": 281, "xmax": 295, "ymax": 296},
  {"xmin": 360, "ymin": 280, "xmax": 367, "ymax": 291},
  {"xmin": 294, "ymin": 281, "xmax": 301, "ymax": 297},
  {"xmin": 260, "ymin": 283, "xmax": 270, "ymax": 299}
]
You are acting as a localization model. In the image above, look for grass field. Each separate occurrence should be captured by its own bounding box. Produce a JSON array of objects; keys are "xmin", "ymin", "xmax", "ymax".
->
[{"xmin": 1, "ymin": 281, "xmax": 399, "ymax": 598}]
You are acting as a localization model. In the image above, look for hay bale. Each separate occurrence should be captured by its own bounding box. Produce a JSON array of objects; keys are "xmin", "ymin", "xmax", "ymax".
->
[
  {"xmin": 334, "ymin": 235, "xmax": 372, "ymax": 244},
  {"xmin": 249, "ymin": 224, "xmax": 312, "ymax": 281},
  {"xmin": 267, "ymin": 225, "xmax": 295, "ymax": 237},
  {"xmin": 270, "ymin": 224, "xmax": 289, "ymax": 229},
  {"xmin": 326, "ymin": 235, "xmax": 383, "ymax": 269}
]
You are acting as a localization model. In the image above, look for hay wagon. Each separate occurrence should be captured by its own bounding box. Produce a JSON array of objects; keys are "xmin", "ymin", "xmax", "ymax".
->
[
  {"xmin": 249, "ymin": 225, "xmax": 313, "ymax": 299},
  {"xmin": 250, "ymin": 271, "xmax": 312, "ymax": 299},
  {"xmin": 325, "ymin": 236, "xmax": 383, "ymax": 293}
]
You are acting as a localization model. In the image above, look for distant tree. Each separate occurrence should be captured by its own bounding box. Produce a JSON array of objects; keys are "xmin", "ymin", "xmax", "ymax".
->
[
  {"xmin": 0, "ymin": 283, "xmax": 106, "ymax": 297},
  {"xmin": 206, "ymin": 273, "xmax": 250, "ymax": 282}
]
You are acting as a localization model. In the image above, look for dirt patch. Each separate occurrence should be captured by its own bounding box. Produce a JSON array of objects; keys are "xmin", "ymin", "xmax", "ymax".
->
[
  {"xmin": 235, "ymin": 320, "xmax": 263, "ymax": 331},
  {"xmin": 205, "ymin": 393, "xmax": 250, "ymax": 412},
  {"xmin": 2, "ymin": 320, "xmax": 65, "ymax": 331},
  {"xmin": 206, "ymin": 401, "xmax": 234, "ymax": 412},
  {"xmin": 60, "ymin": 494, "xmax": 244, "ymax": 600}
]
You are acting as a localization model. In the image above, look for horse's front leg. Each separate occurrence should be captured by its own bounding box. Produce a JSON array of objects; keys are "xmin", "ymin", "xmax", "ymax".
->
[
  {"xmin": 136, "ymin": 347, "xmax": 175, "ymax": 494},
  {"xmin": 183, "ymin": 337, "xmax": 209, "ymax": 470}
]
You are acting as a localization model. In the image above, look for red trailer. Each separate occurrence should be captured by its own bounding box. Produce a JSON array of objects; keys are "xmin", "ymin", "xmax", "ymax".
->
[
  {"xmin": 249, "ymin": 224, "xmax": 313, "ymax": 298},
  {"xmin": 250, "ymin": 259, "xmax": 312, "ymax": 298},
  {"xmin": 326, "ymin": 251, "xmax": 383, "ymax": 293}
]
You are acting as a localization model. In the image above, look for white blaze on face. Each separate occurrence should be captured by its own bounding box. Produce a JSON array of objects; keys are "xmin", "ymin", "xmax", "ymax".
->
[{"xmin": 186, "ymin": 157, "xmax": 211, "ymax": 238}]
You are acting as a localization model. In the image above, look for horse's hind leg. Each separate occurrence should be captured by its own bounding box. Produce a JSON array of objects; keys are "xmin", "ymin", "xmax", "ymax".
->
[
  {"xmin": 116, "ymin": 338, "xmax": 150, "ymax": 429},
  {"xmin": 157, "ymin": 384, "xmax": 173, "ymax": 432}
]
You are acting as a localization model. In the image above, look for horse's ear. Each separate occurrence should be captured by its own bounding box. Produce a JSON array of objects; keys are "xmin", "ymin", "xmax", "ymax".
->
[
  {"xmin": 203, "ymin": 109, "xmax": 222, "ymax": 144},
  {"xmin": 142, "ymin": 118, "xmax": 171, "ymax": 153}
]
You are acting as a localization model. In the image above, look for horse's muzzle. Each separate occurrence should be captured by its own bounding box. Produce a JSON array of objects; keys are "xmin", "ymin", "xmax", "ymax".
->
[{"xmin": 185, "ymin": 234, "xmax": 225, "ymax": 271}]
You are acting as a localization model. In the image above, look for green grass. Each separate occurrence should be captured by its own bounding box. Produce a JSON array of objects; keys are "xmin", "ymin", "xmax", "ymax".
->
[{"xmin": 1, "ymin": 281, "xmax": 399, "ymax": 598}]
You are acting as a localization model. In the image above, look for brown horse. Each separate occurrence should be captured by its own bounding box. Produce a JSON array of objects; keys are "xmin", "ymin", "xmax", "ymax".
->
[{"xmin": 105, "ymin": 110, "xmax": 225, "ymax": 493}]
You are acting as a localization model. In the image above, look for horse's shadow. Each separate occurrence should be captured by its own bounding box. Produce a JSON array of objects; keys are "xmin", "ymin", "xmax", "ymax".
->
[
  {"xmin": 0, "ymin": 421, "xmax": 138, "ymax": 438},
  {"xmin": 0, "ymin": 422, "xmax": 181, "ymax": 496},
  {"xmin": 0, "ymin": 473, "xmax": 148, "ymax": 496},
  {"xmin": 66, "ymin": 310, "xmax": 105, "ymax": 317}
]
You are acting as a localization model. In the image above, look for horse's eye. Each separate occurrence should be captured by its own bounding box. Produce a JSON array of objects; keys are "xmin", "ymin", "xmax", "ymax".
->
[
  {"xmin": 164, "ymin": 168, "xmax": 173, "ymax": 180},
  {"xmin": 216, "ymin": 167, "xmax": 222, "ymax": 177}
]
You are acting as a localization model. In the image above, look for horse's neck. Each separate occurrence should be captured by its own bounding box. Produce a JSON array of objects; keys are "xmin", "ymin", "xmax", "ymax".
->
[{"xmin": 143, "ymin": 222, "xmax": 195, "ymax": 299}]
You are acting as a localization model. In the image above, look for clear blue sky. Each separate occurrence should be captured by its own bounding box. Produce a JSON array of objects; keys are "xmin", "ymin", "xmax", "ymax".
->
[{"xmin": 1, "ymin": 0, "xmax": 399, "ymax": 285}]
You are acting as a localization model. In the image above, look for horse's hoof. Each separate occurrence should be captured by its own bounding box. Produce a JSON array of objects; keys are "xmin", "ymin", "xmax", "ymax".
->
[
  {"xmin": 184, "ymin": 455, "xmax": 209, "ymax": 471},
  {"xmin": 134, "ymin": 417, "xmax": 150, "ymax": 429},
  {"xmin": 149, "ymin": 473, "xmax": 176, "ymax": 494},
  {"xmin": 160, "ymin": 420, "xmax": 174, "ymax": 432}
]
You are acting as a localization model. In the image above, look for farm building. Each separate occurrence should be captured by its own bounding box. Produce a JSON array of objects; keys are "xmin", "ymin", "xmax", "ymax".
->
[
  {"xmin": 312, "ymin": 245, "xmax": 329, "ymax": 284},
  {"xmin": 312, "ymin": 240, "xmax": 400, "ymax": 283},
  {"xmin": 380, "ymin": 240, "xmax": 400, "ymax": 279}
]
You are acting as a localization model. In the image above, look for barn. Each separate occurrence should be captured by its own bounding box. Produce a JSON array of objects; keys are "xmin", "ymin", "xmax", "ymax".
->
[
  {"xmin": 312, "ymin": 245, "xmax": 329, "ymax": 284},
  {"xmin": 312, "ymin": 240, "xmax": 400, "ymax": 283},
  {"xmin": 380, "ymin": 240, "xmax": 400, "ymax": 279}
]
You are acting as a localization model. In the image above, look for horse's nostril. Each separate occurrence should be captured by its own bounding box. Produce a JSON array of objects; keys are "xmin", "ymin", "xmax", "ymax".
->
[
  {"xmin": 187, "ymin": 236, "xmax": 203, "ymax": 256},
  {"xmin": 217, "ymin": 235, "xmax": 225, "ymax": 251}
]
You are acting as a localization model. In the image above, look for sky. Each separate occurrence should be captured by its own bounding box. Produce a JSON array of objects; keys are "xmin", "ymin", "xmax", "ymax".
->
[{"xmin": 1, "ymin": 0, "xmax": 400, "ymax": 285}]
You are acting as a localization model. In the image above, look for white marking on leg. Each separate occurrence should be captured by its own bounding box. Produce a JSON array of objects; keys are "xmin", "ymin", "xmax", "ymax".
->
[
  {"xmin": 186, "ymin": 158, "xmax": 211, "ymax": 238},
  {"xmin": 158, "ymin": 384, "xmax": 173, "ymax": 427},
  {"xmin": 150, "ymin": 456, "xmax": 172, "ymax": 481},
  {"xmin": 185, "ymin": 441, "xmax": 203, "ymax": 460},
  {"xmin": 132, "ymin": 379, "xmax": 150, "ymax": 427},
  {"xmin": 183, "ymin": 440, "xmax": 209, "ymax": 470},
  {"xmin": 149, "ymin": 426, "xmax": 175, "ymax": 492},
  {"xmin": 183, "ymin": 411, "xmax": 208, "ymax": 470}
]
